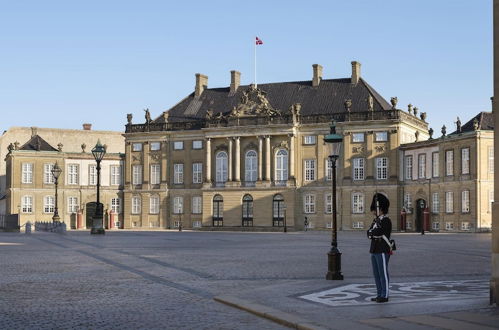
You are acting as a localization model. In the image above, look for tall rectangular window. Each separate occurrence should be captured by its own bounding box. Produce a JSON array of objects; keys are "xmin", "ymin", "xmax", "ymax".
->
[
  {"xmin": 22, "ymin": 163, "xmax": 33, "ymax": 184},
  {"xmin": 353, "ymin": 158, "xmax": 365, "ymax": 181},
  {"xmin": 132, "ymin": 165, "xmax": 142, "ymax": 185},
  {"xmin": 325, "ymin": 159, "xmax": 333, "ymax": 181},
  {"xmin": 110, "ymin": 165, "xmax": 121, "ymax": 185},
  {"xmin": 44, "ymin": 164, "xmax": 54, "ymax": 184},
  {"xmin": 304, "ymin": 194, "xmax": 316, "ymax": 213},
  {"xmin": 192, "ymin": 196, "xmax": 202, "ymax": 214},
  {"xmin": 376, "ymin": 157, "xmax": 388, "ymax": 180},
  {"xmin": 304, "ymin": 160, "xmax": 316, "ymax": 182},
  {"xmin": 325, "ymin": 193, "xmax": 332, "ymax": 214},
  {"xmin": 446, "ymin": 150, "xmax": 454, "ymax": 176},
  {"xmin": 173, "ymin": 196, "xmax": 183, "ymax": 214},
  {"xmin": 446, "ymin": 191, "xmax": 454, "ymax": 213},
  {"xmin": 432, "ymin": 193, "xmax": 439, "ymax": 214},
  {"xmin": 432, "ymin": 152, "xmax": 439, "ymax": 177},
  {"xmin": 461, "ymin": 190, "xmax": 470, "ymax": 213},
  {"xmin": 111, "ymin": 198, "xmax": 121, "ymax": 213},
  {"xmin": 150, "ymin": 164, "xmax": 161, "ymax": 185},
  {"xmin": 352, "ymin": 193, "xmax": 364, "ymax": 213},
  {"xmin": 150, "ymin": 195, "xmax": 160, "ymax": 214},
  {"xmin": 461, "ymin": 148, "xmax": 470, "ymax": 175},
  {"xmin": 68, "ymin": 164, "xmax": 79, "ymax": 185},
  {"xmin": 132, "ymin": 196, "xmax": 141, "ymax": 214},
  {"xmin": 174, "ymin": 164, "xmax": 184, "ymax": 184},
  {"xmin": 304, "ymin": 135, "xmax": 316, "ymax": 145},
  {"xmin": 405, "ymin": 156, "xmax": 413, "ymax": 180},
  {"xmin": 193, "ymin": 163, "xmax": 203, "ymax": 184},
  {"xmin": 418, "ymin": 154, "xmax": 426, "ymax": 179},
  {"xmin": 89, "ymin": 164, "xmax": 97, "ymax": 185},
  {"xmin": 22, "ymin": 195, "xmax": 33, "ymax": 213},
  {"xmin": 43, "ymin": 196, "xmax": 54, "ymax": 213},
  {"xmin": 489, "ymin": 147, "xmax": 494, "ymax": 173},
  {"xmin": 404, "ymin": 193, "xmax": 412, "ymax": 213},
  {"xmin": 68, "ymin": 197, "xmax": 78, "ymax": 213}
]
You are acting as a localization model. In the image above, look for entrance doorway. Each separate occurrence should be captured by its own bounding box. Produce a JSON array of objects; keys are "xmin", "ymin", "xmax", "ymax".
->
[{"xmin": 415, "ymin": 199, "xmax": 426, "ymax": 232}]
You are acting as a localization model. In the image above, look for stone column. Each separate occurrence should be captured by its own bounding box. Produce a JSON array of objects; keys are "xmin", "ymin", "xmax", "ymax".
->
[
  {"xmin": 265, "ymin": 136, "xmax": 271, "ymax": 181},
  {"xmin": 289, "ymin": 134, "xmax": 295, "ymax": 178},
  {"xmin": 205, "ymin": 138, "xmax": 211, "ymax": 182},
  {"xmin": 258, "ymin": 136, "xmax": 263, "ymax": 181},
  {"xmin": 228, "ymin": 138, "xmax": 233, "ymax": 181},
  {"xmin": 235, "ymin": 137, "xmax": 241, "ymax": 181}
]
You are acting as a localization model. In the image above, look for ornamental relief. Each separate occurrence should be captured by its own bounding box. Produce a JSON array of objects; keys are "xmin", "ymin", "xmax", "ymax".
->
[
  {"xmin": 273, "ymin": 140, "xmax": 288, "ymax": 152},
  {"xmin": 352, "ymin": 146, "xmax": 364, "ymax": 154},
  {"xmin": 132, "ymin": 154, "xmax": 142, "ymax": 162},
  {"xmin": 150, "ymin": 153, "xmax": 161, "ymax": 162},
  {"xmin": 374, "ymin": 145, "xmax": 385, "ymax": 152},
  {"xmin": 244, "ymin": 142, "xmax": 258, "ymax": 152},
  {"xmin": 214, "ymin": 144, "xmax": 228, "ymax": 153}
]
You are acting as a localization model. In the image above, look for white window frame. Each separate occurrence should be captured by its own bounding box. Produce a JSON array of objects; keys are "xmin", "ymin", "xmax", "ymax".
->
[
  {"xmin": 352, "ymin": 221, "xmax": 364, "ymax": 229},
  {"xmin": 216, "ymin": 152, "xmax": 228, "ymax": 183},
  {"xmin": 44, "ymin": 163, "xmax": 54, "ymax": 184},
  {"xmin": 245, "ymin": 150, "xmax": 258, "ymax": 182},
  {"xmin": 432, "ymin": 222, "xmax": 440, "ymax": 231},
  {"xmin": 173, "ymin": 141, "xmax": 184, "ymax": 150},
  {"xmin": 43, "ymin": 196, "xmax": 55, "ymax": 213},
  {"xmin": 68, "ymin": 197, "xmax": 78, "ymax": 213},
  {"xmin": 461, "ymin": 148, "xmax": 470, "ymax": 175},
  {"xmin": 445, "ymin": 191, "xmax": 454, "ymax": 213},
  {"xmin": 352, "ymin": 193, "xmax": 364, "ymax": 214},
  {"xmin": 325, "ymin": 158, "xmax": 333, "ymax": 181},
  {"xmin": 432, "ymin": 152, "xmax": 439, "ymax": 177},
  {"xmin": 192, "ymin": 140, "xmax": 203, "ymax": 150},
  {"xmin": 111, "ymin": 198, "xmax": 121, "ymax": 213},
  {"xmin": 445, "ymin": 222, "xmax": 454, "ymax": 230},
  {"xmin": 132, "ymin": 165, "xmax": 143, "ymax": 185},
  {"xmin": 375, "ymin": 131, "xmax": 388, "ymax": 142},
  {"xmin": 304, "ymin": 159, "xmax": 316, "ymax": 182},
  {"xmin": 303, "ymin": 194, "xmax": 316, "ymax": 214},
  {"xmin": 376, "ymin": 157, "xmax": 388, "ymax": 180},
  {"xmin": 193, "ymin": 163, "xmax": 203, "ymax": 184},
  {"xmin": 405, "ymin": 156, "xmax": 413, "ymax": 180},
  {"xmin": 132, "ymin": 143, "xmax": 142, "ymax": 151},
  {"xmin": 352, "ymin": 133, "xmax": 364, "ymax": 143},
  {"xmin": 461, "ymin": 190, "xmax": 470, "ymax": 213},
  {"xmin": 21, "ymin": 195, "xmax": 33, "ymax": 213},
  {"xmin": 275, "ymin": 149, "xmax": 288, "ymax": 181},
  {"xmin": 173, "ymin": 196, "xmax": 183, "ymax": 214},
  {"xmin": 461, "ymin": 222, "xmax": 471, "ymax": 231},
  {"xmin": 68, "ymin": 164, "xmax": 79, "ymax": 185},
  {"xmin": 150, "ymin": 195, "xmax": 160, "ymax": 214},
  {"xmin": 325, "ymin": 193, "xmax": 332, "ymax": 214},
  {"xmin": 489, "ymin": 146, "xmax": 494, "ymax": 173},
  {"xmin": 174, "ymin": 163, "xmax": 184, "ymax": 184},
  {"xmin": 110, "ymin": 165, "xmax": 121, "ymax": 186},
  {"xmin": 353, "ymin": 158, "xmax": 365, "ymax": 181},
  {"xmin": 22, "ymin": 163, "xmax": 33, "ymax": 184},
  {"xmin": 150, "ymin": 142, "xmax": 161, "ymax": 151},
  {"xmin": 192, "ymin": 196, "xmax": 202, "ymax": 214},
  {"xmin": 404, "ymin": 193, "xmax": 412, "ymax": 213},
  {"xmin": 432, "ymin": 193, "xmax": 439, "ymax": 214},
  {"xmin": 150, "ymin": 164, "xmax": 161, "ymax": 185},
  {"xmin": 304, "ymin": 135, "xmax": 316, "ymax": 145},
  {"xmin": 446, "ymin": 150, "xmax": 454, "ymax": 176},
  {"xmin": 132, "ymin": 196, "xmax": 141, "ymax": 214},
  {"xmin": 89, "ymin": 164, "xmax": 97, "ymax": 185},
  {"xmin": 418, "ymin": 154, "xmax": 426, "ymax": 179}
]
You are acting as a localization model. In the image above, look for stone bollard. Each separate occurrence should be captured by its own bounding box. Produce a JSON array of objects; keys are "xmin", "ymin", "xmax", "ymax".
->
[{"xmin": 25, "ymin": 221, "xmax": 31, "ymax": 234}]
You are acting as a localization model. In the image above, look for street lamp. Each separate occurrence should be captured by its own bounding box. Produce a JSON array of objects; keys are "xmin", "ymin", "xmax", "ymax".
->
[
  {"xmin": 324, "ymin": 120, "xmax": 344, "ymax": 280},
  {"xmin": 51, "ymin": 162, "xmax": 62, "ymax": 223},
  {"xmin": 91, "ymin": 140, "xmax": 106, "ymax": 235}
]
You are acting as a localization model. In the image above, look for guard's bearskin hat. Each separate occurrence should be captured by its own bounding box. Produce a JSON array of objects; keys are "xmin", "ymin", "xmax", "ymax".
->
[{"xmin": 370, "ymin": 193, "xmax": 390, "ymax": 215}]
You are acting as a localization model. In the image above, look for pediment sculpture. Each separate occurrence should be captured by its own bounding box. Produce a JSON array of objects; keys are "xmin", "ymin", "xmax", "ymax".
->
[{"xmin": 229, "ymin": 85, "xmax": 284, "ymax": 118}]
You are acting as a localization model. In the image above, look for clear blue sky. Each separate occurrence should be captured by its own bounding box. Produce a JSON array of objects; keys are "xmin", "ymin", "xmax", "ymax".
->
[{"xmin": 0, "ymin": 0, "xmax": 492, "ymax": 134}]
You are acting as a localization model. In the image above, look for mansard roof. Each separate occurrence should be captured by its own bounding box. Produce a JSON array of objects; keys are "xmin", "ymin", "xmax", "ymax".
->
[
  {"xmin": 19, "ymin": 135, "xmax": 58, "ymax": 151},
  {"xmin": 153, "ymin": 77, "xmax": 392, "ymax": 123},
  {"xmin": 450, "ymin": 111, "xmax": 494, "ymax": 135}
]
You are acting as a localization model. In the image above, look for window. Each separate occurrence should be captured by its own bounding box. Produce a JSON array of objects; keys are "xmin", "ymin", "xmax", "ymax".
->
[
  {"xmin": 150, "ymin": 195, "xmax": 160, "ymax": 214},
  {"xmin": 304, "ymin": 135, "xmax": 316, "ymax": 145},
  {"xmin": 242, "ymin": 194, "xmax": 253, "ymax": 227},
  {"xmin": 150, "ymin": 142, "xmax": 161, "ymax": 151},
  {"xmin": 173, "ymin": 196, "xmax": 183, "ymax": 214},
  {"xmin": 193, "ymin": 163, "xmax": 203, "ymax": 184},
  {"xmin": 44, "ymin": 164, "xmax": 54, "ymax": 184},
  {"xmin": 68, "ymin": 197, "xmax": 78, "ymax": 213},
  {"xmin": 445, "ymin": 222, "xmax": 454, "ymax": 230},
  {"xmin": 132, "ymin": 165, "xmax": 142, "ymax": 185},
  {"xmin": 325, "ymin": 193, "xmax": 332, "ymax": 214},
  {"xmin": 352, "ymin": 133, "xmax": 364, "ymax": 143},
  {"xmin": 405, "ymin": 156, "xmax": 413, "ymax": 180},
  {"xmin": 192, "ymin": 140, "xmax": 203, "ymax": 149},
  {"xmin": 68, "ymin": 164, "xmax": 79, "ymax": 185},
  {"xmin": 404, "ymin": 193, "xmax": 412, "ymax": 213},
  {"xmin": 432, "ymin": 193, "xmax": 439, "ymax": 214},
  {"xmin": 461, "ymin": 222, "xmax": 471, "ymax": 231},
  {"xmin": 192, "ymin": 196, "xmax": 202, "ymax": 214},
  {"xmin": 213, "ymin": 195, "xmax": 223, "ymax": 226},
  {"xmin": 192, "ymin": 221, "xmax": 202, "ymax": 228},
  {"xmin": 21, "ymin": 196, "xmax": 33, "ymax": 213},
  {"xmin": 461, "ymin": 190, "xmax": 470, "ymax": 213},
  {"xmin": 43, "ymin": 196, "xmax": 55, "ymax": 213},
  {"xmin": 461, "ymin": 148, "xmax": 470, "ymax": 175},
  {"xmin": 150, "ymin": 164, "xmax": 161, "ymax": 185},
  {"xmin": 304, "ymin": 194, "xmax": 316, "ymax": 213},
  {"xmin": 417, "ymin": 154, "xmax": 426, "ymax": 179},
  {"xmin": 132, "ymin": 196, "xmax": 141, "ymax": 214},
  {"xmin": 132, "ymin": 143, "xmax": 142, "ymax": 151},
  {"xmin": 325, "ymin": 158, "xmax": 333, "ymax": 181},
  {"xmin": 275, "ymin": 149, "xmax": 288, "ymax": 181},
  {"xmin": 353, "ymin": 158, "xmax": 365, "ymax": 180},
  {"xmin": 304, "ymin": 160, "xmax": 316, "ymax": 182},
  {"xmin": 173, "ymin": 164, "xmax": 183, "ymax": 184},
  {"xmin": 22, "ymin": 163, "xmax": 33, "ymax": 184},
  {"xmin": 173, "ymin": 141, "xmax": 184, "ymax": 150},
  {"xmin": 375, "ymin": 131, "xmax": 388, "ymax": 142},
  {"xmin": 245, "ymin": 150, "xmax": 257, "ymax": 183},
  {"xmin": 489, "ymin": 147, "xmax": 494, "ymax": 173},
  {"xmin": 489, "ymin": 190, "xmax": 495, "ymax": 213},
  {"xmin": 89, "ymin": 165, "xmax": 97, "ymax": 185},
  {"xmin": 445, "ymin": 150, "xmax": 454, "ymax": 176},
  {"xmin": 110, "ymin": 165, "xmax": 121, "ymax": 185},
  {"xmin": 352, "ymin": 221, "xmax": 364, "ymax": 229},
  {"xmin": 432, "ymin": 222, "xmax": 440, "ymax": 231},
  {"xmin": 352, "ymin": 193, "xmax": 364, "ymax": 213},
  {"xmin": 111, "ymin": 198, "xmax": 121, "ymax": 213},
  {"xmin": 216, "ymin": 152, "xmax": 228, "ymax": 184},
  {"xmin": 376, "ymin": 157, "xmax": 388, "ymax": 180},
  {"xmin": 432, "ymin": 152, "xmax": 439, "ymax": 177},
  {"xmin": 445, "ymin": 191, "xmax": 454, "ymax": 213},
  {"xmin": 273, "ymin": 194, "xmax": 285, "ymax": 227}
]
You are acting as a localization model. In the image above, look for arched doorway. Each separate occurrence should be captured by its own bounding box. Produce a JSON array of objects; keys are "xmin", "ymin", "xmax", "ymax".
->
[{"xmin": 415, "ymin": 199, "xmax": 426, "ymax": 232}]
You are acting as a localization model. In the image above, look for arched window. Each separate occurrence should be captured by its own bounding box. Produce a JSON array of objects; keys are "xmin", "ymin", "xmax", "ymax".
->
[
  {"xmin": 242, "ymin": 194, "xmax": 253, "ymax": 227},
  {"xmin": 213, "ymin": 195, "xmax": 223, "ymax": 227},
  {"xmin": 245, "ymin": 150, "xmax": 257, "ymax": 185},
  {"xmin": 216, "ymin": 151, "xmax": 228, "ymax": 186},
  {"xmin": 275, "ymin": 149, "xmax": 288, "ymax": 185},
  {"xmin": 273, "ymin": 194, "xmax": 285, "ymax": 227}
]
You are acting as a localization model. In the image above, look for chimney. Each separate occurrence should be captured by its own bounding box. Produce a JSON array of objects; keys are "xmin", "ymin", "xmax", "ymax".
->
[
  {"xmin": 351, "ymin": 61, "xmax": 361, "ymax": 85},
  {"xmin": 312, "ymin": 64, "xmax": 323, "ymax": 87},
  {"xmin": 195, "ymin": 73, "xmax": 208, "ymax": 97},
  {"xmin": 230, "ymin": 70, "xmax": 241, "ymax": 93},
  {"xmin": 83, "ymin": 123, "xmax": 92, "ymax": 130}
]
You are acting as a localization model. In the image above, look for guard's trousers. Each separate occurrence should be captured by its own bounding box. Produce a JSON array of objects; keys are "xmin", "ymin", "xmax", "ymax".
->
[{"xmin": 371, "ymin": 253, "xmax": 390, "ymax": 298}]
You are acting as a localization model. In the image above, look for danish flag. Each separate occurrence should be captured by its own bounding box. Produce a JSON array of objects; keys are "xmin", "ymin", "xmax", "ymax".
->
[{"xmin": 255, "ymin": 37, "xmax": 263, "ymax": 45}]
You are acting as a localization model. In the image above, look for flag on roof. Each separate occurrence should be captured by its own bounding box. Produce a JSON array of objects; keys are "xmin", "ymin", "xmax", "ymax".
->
[{"xmin": 255, "ymin": 37, "xmax": 263, "ymax": 45}]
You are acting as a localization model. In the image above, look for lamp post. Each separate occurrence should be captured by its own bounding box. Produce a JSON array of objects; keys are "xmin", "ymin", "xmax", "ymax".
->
[
  {"xmin": 91, "ymin": 140, "xmax": 106, "ymax": 235},
  {"xmin": 51, "ymin": 162, "xmax": 62, "ymax": 223},
  {"xmin": 324, "ymin": 120, "xmax": 344, "ymax": 280}
]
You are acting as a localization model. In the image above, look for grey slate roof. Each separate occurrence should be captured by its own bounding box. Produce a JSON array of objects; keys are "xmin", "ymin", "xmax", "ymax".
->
[
  {"xmin": 450, "ymin": 111, "xmax": 494, "ymax": 135},
  {"xmin": 153, "ymin": 77, "xmax": 392, "ymax": 123},
  {"xmin": 20, "ymin": 135, "xmax": 58, "ymax": 151}
]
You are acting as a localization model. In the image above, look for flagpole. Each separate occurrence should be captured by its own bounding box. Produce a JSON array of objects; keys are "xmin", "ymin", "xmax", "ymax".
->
[{"xmin": 254, "ymin": 36, "xmax": 257, "ymax": 88}]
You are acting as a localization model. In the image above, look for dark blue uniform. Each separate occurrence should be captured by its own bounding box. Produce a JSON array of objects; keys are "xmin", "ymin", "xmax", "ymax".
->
[{"xmin": 367, "ymin": 215, "xmax": 392, "ymax": 300}]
